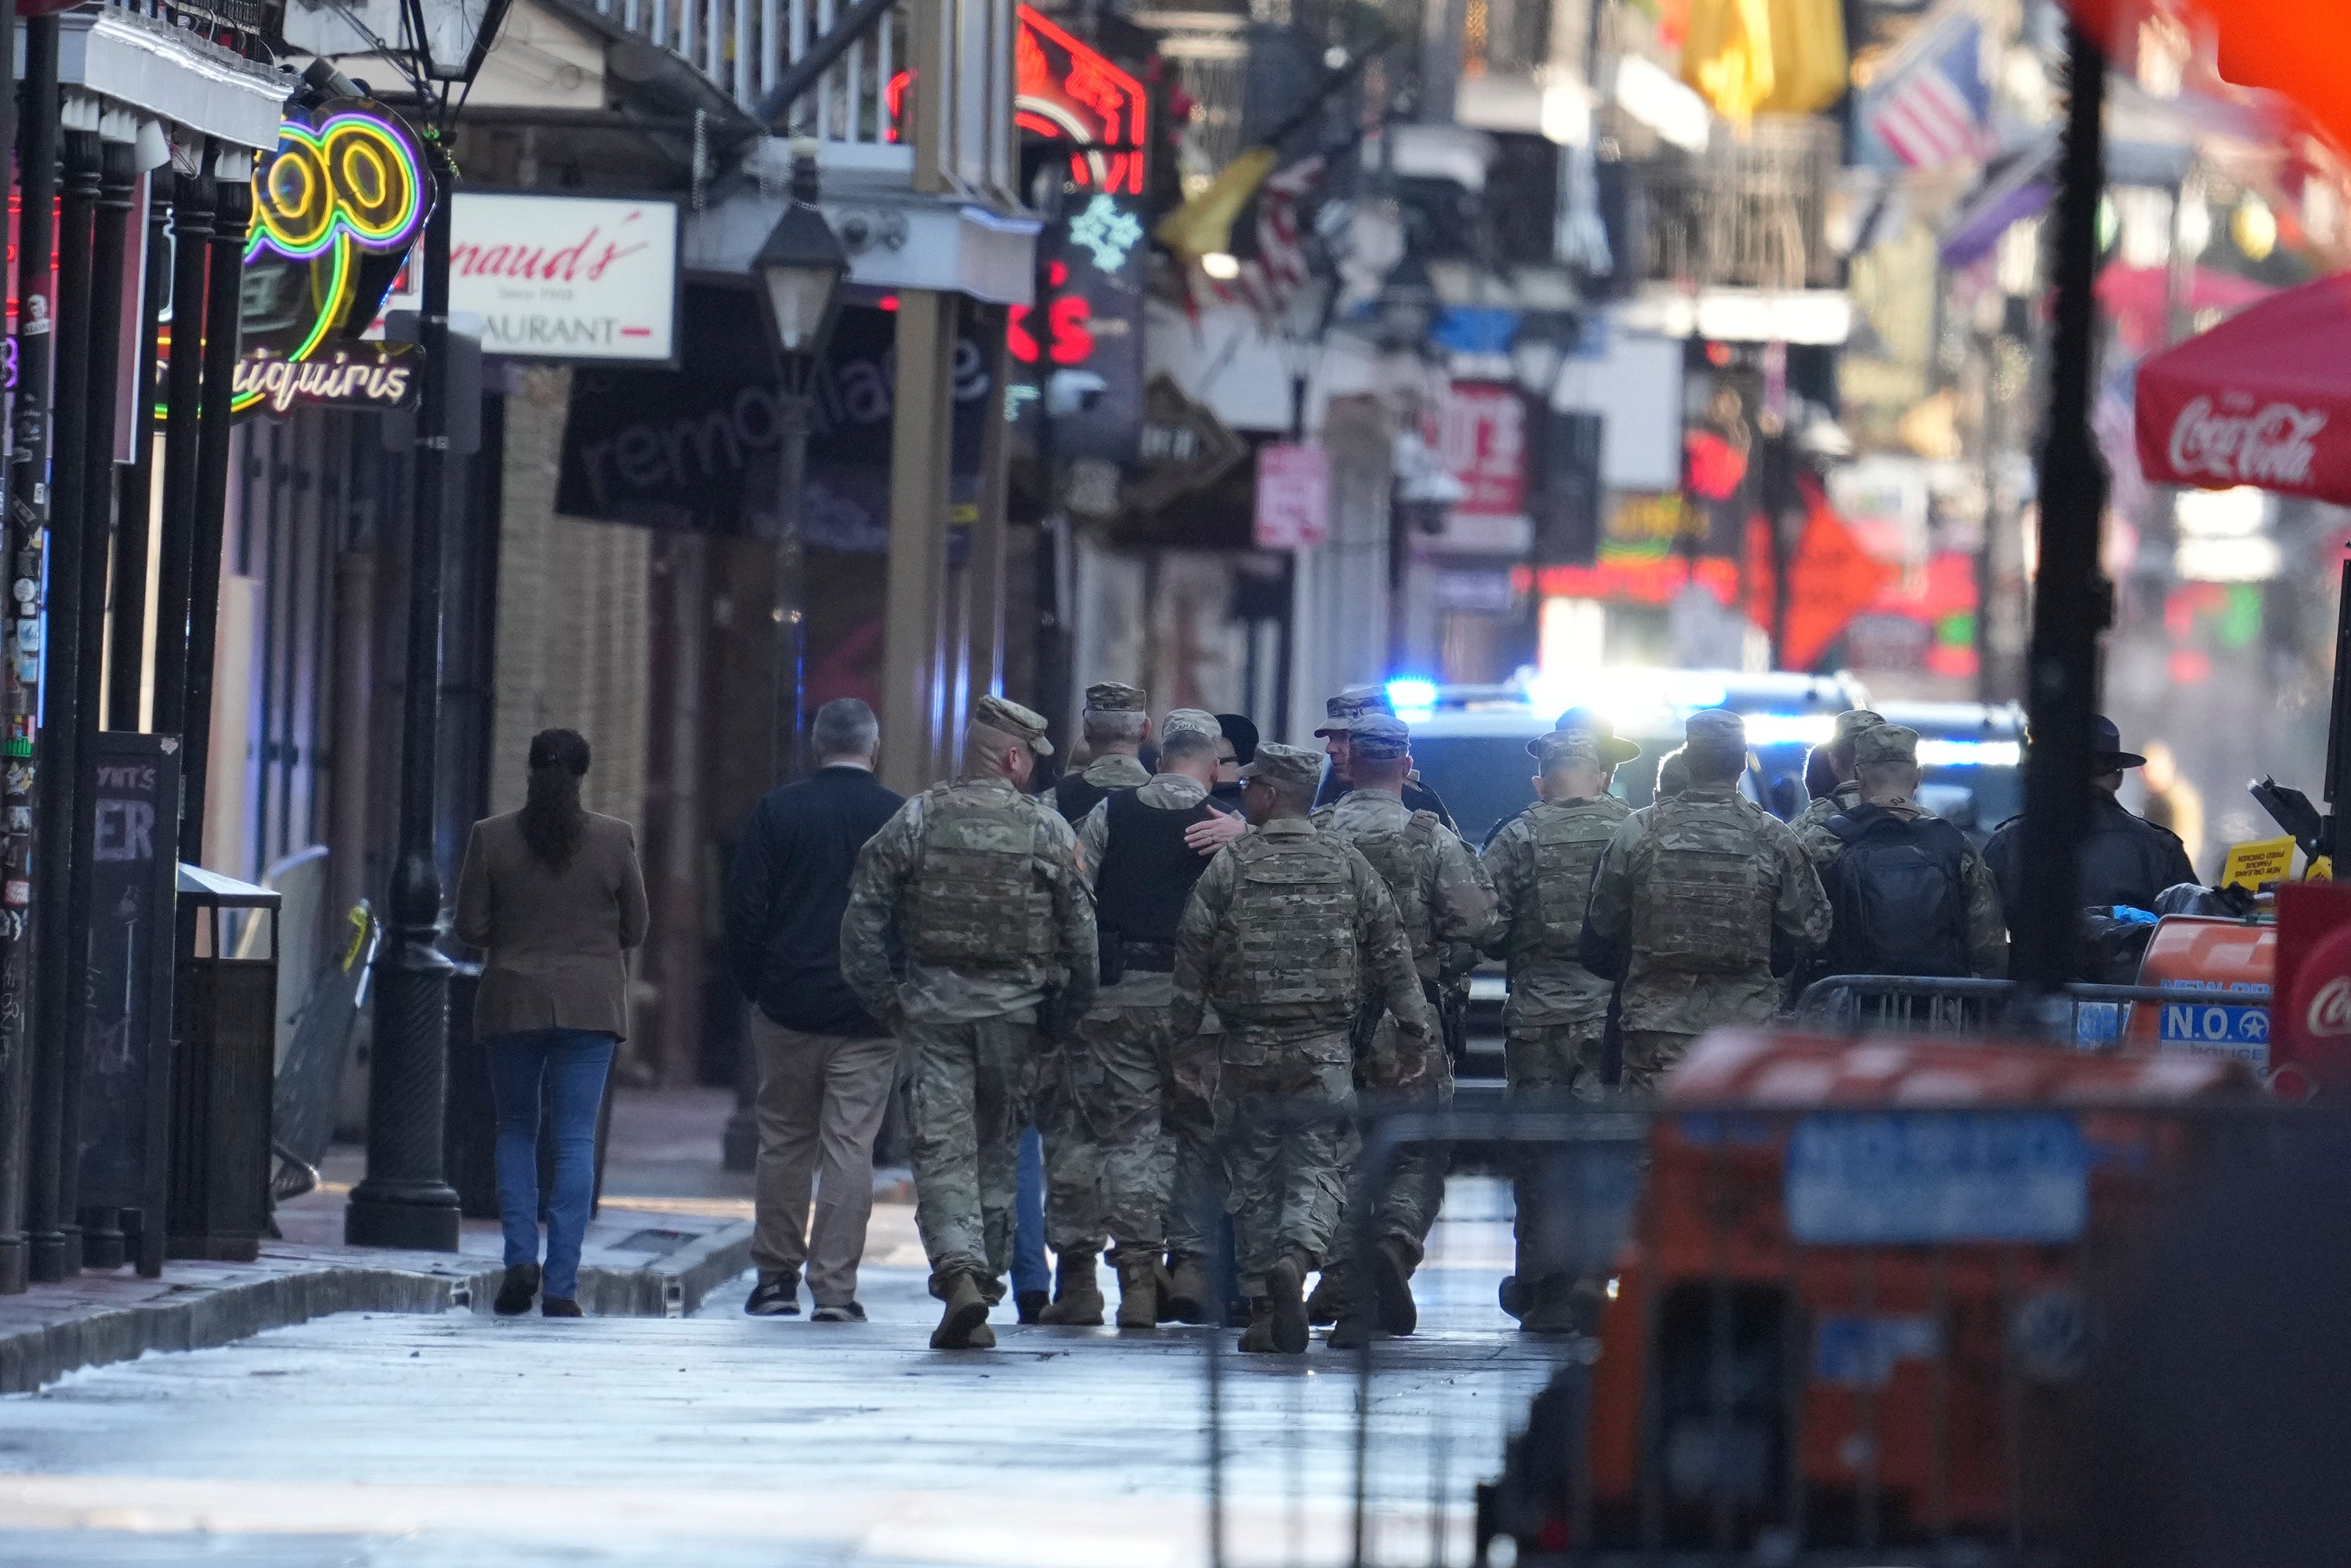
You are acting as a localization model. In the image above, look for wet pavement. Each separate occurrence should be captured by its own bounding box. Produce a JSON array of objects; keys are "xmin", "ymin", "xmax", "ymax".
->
[{"xmin": 0, "ymin": 1177, "xmax": 1573, "ymax": 1568}]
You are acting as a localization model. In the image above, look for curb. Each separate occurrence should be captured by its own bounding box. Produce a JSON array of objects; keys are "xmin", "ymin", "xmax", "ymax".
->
[{"xmin": 1, "ymin": 1220, "xmax": 754, "ymax": 1396}]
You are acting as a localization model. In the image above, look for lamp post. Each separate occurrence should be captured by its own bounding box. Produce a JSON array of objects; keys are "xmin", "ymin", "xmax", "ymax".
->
[
  {"xmin": 751, "ymin": 139, "xmax": 848, "ymax": 784},
  {"xmin": 346, "ymin": 0, "xmax": 513, "ymax": 1251}
]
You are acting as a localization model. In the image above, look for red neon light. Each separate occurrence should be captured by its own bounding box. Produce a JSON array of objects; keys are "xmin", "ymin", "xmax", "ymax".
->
[{"xmin": 1016, "ymin": 6, "xmax": 1147, "ymax": 146}]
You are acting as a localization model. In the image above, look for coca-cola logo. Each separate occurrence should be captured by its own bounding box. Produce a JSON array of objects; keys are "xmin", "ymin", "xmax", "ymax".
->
[
  {"xmin": 2168, "ymin": 396, "xmax": 2329, "ymax": 487},
  {"xmin": 2307, "ymin": 975, "xmax": 2351, "ymax": 1038}
]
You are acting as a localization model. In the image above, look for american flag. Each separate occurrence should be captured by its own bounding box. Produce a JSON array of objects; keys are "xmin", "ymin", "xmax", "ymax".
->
[
  {"xmin": 1865, "ymin": 18, "xmax": 1992, "ymax": 170},
  {"xmin": 1204, "ymin": 154, "xmax": 1324, "ymax": 320}
]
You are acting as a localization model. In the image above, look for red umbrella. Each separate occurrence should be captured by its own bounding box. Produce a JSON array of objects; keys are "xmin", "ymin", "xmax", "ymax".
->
[{"xmin": 2134, "ymin": 271, "xmax": 2351, "ymax": 502}]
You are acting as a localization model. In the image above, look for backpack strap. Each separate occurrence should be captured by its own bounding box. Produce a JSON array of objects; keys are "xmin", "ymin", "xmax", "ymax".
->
[{"xmin": 1405, "ymin": 809, "xmax": 1440, "ymax": 847}]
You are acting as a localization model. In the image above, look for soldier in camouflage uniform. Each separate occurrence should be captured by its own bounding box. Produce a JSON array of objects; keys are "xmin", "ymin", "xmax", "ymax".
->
[
  {"xmin": 1171, "ymin": 742, "xmax": 1434, "ymax": 1355},
  {"xmin": 841, "ymin": 696, "xmax": 1099, "ymax": 1350},
  {"xmin": 1480, "ymin": 713, "xmax": 1640, "ymax": 1333},
  {"xmin": 1653, "ymin": 746, "xmax": 1691, "ymax": 802},
  {"xmin": 1313, "ymin": 687, "xmax": 1457, "ymax": 827},
  {"xmin": 1051, "ymin": 681, "xmax": 1154, "ymax": 823},
  {"xmin": 1310, "ymin": 711, "xmax": 1496, "ymax": 1348},
  {"xmin": 1580, "ymin": 710, "xmax": 1830, "ymax": 1092},
  {"xmin": 1789, "ymin": 708, "xmax": 1885, "ymax": 866},
  {"xmin": 1047, "ymin": 710, "xmax": 1247, "ymax": 1329}
]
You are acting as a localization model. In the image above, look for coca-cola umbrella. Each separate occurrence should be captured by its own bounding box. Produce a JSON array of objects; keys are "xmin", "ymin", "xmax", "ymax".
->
[{"xmin": 2135, "ymin": 270, "xmax": 2351, "ymax": 501}]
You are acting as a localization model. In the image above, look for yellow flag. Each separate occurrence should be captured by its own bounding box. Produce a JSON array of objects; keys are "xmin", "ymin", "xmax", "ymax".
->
[
  {"xmin": 1755, "ymin": 0, "xmax": 1849, "ymax": 115},
  {"xmin": 1153, "ymin": 147, "xmax": 1280, "ymax": 263},
  {"xmin": 1681, "ymin": 0, "xmax": 1777, "ymax": 121}
]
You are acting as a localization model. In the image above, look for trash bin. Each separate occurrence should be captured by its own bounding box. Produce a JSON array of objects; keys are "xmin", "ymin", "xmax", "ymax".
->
[{"xmin": 168, "ymin": 865, "xmax": 281, "ymax": 1262}]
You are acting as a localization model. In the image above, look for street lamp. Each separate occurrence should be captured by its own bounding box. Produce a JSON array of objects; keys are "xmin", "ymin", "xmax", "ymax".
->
[
  {"xmin": 346, "ymin": 0, "xmax": 513, "ymax": 1252},
  {"xmin": 752, "ymin": 139, "xmax": 847, "ymax": 784}
]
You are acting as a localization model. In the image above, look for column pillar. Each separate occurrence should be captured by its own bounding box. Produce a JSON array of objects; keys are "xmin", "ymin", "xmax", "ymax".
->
[{"xmin": 880, "ymin": 289, "xmax": 955, "ymax": 795}]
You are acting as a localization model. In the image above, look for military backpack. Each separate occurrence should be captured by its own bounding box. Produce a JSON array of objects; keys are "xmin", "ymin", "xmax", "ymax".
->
[{"xmin": 1320, "ymin": 806, "xmax": 1441, "ymax": 959}]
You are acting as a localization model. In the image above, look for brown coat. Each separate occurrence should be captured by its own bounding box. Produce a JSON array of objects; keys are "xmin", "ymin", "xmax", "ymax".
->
[{"xmin": 455, "ymin": 809, "xmax": 650, "ymax": 1041}]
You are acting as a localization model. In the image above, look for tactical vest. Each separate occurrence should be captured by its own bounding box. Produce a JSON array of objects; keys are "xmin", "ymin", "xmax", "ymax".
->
[
  {"xmin": 1223, "ymin": 831, "xmax": 1360, "ymax": 1010},
  {"xmin": 1320, "ymin": 805, "xmax": 1441, "ymax": 962},
  {"xmin": 1630, "ymin": 795, "xmax": 1773, "ymax": 974},
  {"xmin": 1528, "ymin": 797, "xmax": 1628, "ymax": 958},
  {"xmin": 1824, "ymin": 806, "xmax": 1970, "ymax": 977},
  {"xmin": 903, "ymin": 784, "xmax": 1056, "ymax": 969},
  {"xmin": 1094, "ymin": 788, "xmax": 1217, "ymax": 957},
  {"xmin": 1053, "ymin": 772, "xmax": 1124, "ymax": 824}
]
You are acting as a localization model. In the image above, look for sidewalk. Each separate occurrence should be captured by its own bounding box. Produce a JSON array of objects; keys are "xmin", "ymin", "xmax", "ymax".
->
[{"xmin": 0, "ymin": 1088, "xmax": 762, "ymax": 1394}]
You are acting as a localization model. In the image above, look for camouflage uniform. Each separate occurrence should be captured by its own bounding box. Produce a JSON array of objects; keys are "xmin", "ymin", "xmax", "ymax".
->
[
  {"xmin": 1482, "ymin": 783, "xmax": 1632, "ymax": 1099},
  {"xmin": 1170, "ymin": 784, "xmax": 1432, "ymax": 1301},
  {"xmin": 1581, "ymin": 712, "xmax": 1830, "ymax": 1092},
  {"xmin": 1312, "ymin": 720, "xmax": 1497, "ymax": 1302},
  {"xmin": 842, "ymin": 733, "xmax": 1097, "ymax": 1305},
  {"xmin": 1068, "ymin": 751, "xmax": 1151, "ymax": 798},
  {"xmin": 1817, "ymin": 726, "xmax": 2008, "ymax": 979}
]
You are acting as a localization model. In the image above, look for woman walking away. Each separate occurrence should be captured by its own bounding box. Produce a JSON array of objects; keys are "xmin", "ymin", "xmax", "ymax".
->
[{"xmin": 456, "ymin": 729, "xmax": 650, "ymax": 1317}]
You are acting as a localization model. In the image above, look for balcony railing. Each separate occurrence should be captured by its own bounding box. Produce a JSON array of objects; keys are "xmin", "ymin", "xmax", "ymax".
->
[{"xmin": 1636, "ymin": 114, "xmax": 1841, "ymax": 292}]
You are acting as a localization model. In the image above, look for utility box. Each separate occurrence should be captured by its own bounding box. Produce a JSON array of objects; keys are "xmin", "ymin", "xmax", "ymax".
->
[{"xmin": 168, "ymin": 865, "xmax": 281, "ymax": 1262}]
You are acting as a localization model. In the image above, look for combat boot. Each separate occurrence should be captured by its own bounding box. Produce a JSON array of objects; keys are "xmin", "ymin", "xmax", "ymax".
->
[
  {"xmin": 930, "ymin": 1272, "xmax": 991, "ymax": 1350},
  {"xmin": 1237, "ymin": 1298, "xmax": 1278, "ymax": 1353},
  {"xmin": 1165, "ymin": 1254, "xmax": 1213, "ymax": 1324},
  {"xmin": 1306, "ymin": 1267, "xmax": 1346, "ymax": 1327},
  {"xmin": 1327, "ymin": 1313, "xmax": 1373, "ymax": 1351},
  {"xmin": 1039, "ymin": 1250, "xmax": 1106, "ymax": 1326},
  {"xmin": 1115, "ymin": 1257, "xmax": 1159, "ymax": 1329},
  {"xmin": 1368, "ymin": 1238, "xmax": 1418, "ymax": 1338},
  {"xmin": 1266, "ymin": 1253, "xmax": 1310, "ymax": 1354},
  {"xmin": 1518, "ymin": 1275, "xmax": 1585, "ymax": 1337}
]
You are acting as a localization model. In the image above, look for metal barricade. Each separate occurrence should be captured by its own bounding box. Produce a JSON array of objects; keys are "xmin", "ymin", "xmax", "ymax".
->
[
  {"xmin": 1791, "ymin": 975, "xmax": 2273, "ymax": 1057},
  {"xmin": 1200, "ymin": 1057, "xmax": 2326, "ymax": 1568}
]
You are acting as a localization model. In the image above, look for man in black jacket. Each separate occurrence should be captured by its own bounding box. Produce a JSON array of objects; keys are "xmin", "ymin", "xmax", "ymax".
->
[
  {"xmin": 725, "ymin": 697, "xmax": 905, "ymax": 1321},
  {"xmin": 1984, "ymin": 715, "xmax": 2199, "ymax": 934}
]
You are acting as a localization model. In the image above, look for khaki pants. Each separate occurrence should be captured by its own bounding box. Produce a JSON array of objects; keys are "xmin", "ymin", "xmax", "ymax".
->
[{"xmin": 750, "ymin": 1015, "xmax": 900, "ymax": 1306}]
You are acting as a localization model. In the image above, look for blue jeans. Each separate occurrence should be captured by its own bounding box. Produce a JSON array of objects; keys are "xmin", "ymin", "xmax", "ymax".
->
[
  {"xmin": 1013, "ymin": 1125, "xmax": 1049, "ymax": 1296},
  {"xmin": 484, "ymin": 1029, "xmax": 616, "ymax": 1301}
]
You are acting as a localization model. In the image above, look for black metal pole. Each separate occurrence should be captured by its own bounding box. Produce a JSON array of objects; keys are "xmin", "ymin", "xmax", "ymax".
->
[
  {"xmin": 2324, "ymin": 559, "xmax": 2351, "ymax": 871},
  {"xmin": 68, "ymin": 134, "xmax": 136, "ymax": 1271},
  {"xmin": 2011, "ymin": 23, "xmax": 2108, "ymax": 1014},
  {"xmin": 0, "ymin": 0, "xmax": 34, "ymax": 1297},
  {"xmin": 773, "ymin": 387, "xmax": 810, "ymax": 783},
  {"xmin": 109, "ymin": 161, "xmax": 171, "ymax": 734},
  {"xmin": 346, "ymin": 142, "xmax": 462, "ymax": 1251},
  {"xmin": 181, "ymin": 169, "xmax": 248, "ymax": 864},
  {"xmin": 150, "ymin": 163, "xmax": 211, "ymax": 746},
  {"xmin": 27, "ymin": 127, "xmax": 100, "ymax": 1281}
]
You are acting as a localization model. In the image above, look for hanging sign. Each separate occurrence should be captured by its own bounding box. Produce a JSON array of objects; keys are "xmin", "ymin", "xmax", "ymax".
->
[
  {"xmin": 1254, "ymin": 442, "xmax": 1330, "ymax": 549},
  {"xmin": 158, "ymin": 96, "xmax": 432, "ymax": 422}
]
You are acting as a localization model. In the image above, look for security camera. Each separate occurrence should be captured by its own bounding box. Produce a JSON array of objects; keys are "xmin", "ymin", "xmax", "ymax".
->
[{"xmin": 1045, "ymin": 369, "xmax": 1108, "ymax": 418}]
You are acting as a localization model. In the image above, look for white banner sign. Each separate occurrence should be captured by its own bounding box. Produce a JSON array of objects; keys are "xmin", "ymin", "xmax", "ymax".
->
[{"xmin": 386, "ymin": 192, "xmax": 680, "ymax": 363}]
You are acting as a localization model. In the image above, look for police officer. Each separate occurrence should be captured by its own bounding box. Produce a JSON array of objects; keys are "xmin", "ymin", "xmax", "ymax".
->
[
  {"xmin": 1983, "ymin": 715, "xmax": 2197, "ymax": 932},
  {"xmin": 1043, "ymin": 710, "xmax": 1248, "ymax": 1329},
  {"xmin": 1789, "ymin": 708, "xmax": 1886, "ymax": 866},
  {"xmin": 1170, "ymin": 742, "xmax": 1433, "ymax": 1355},
  {"xmin": 1479, "ymin": 719, "xmax": 1639, "ymax": 1333},
  {"xmin": 1811, "ymin": 724, "xmax": 2005, "ymax": 983},
  {"xmin": 1313, "ymin": 686, "xmax": 1456, "ymax": 827},
  {"xmin": 841, "ymin": 696, "xmax": 1099, "ymax": 1350},
  {"xmin": 1053, "ymin": 682, "xmax": 1154, "ymax": 823},
  {"xmin": 1312, "ymin": 711, "xmax": 1497, "ymax": 1349},
  {"xmin": 1581, "ymin": 709, "xmax": 1830, "ymax": 1091}
]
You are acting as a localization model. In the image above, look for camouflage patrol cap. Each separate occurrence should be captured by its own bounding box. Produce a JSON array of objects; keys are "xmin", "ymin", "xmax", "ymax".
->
[
  {"xmin": 1160, "ymin": 707, "xmax": 1221, "ymax": 741},
  {"xmin": 1349, "ymin": 712, "xmax": 1411, "ymax": 761},
  {"xmin": 1534, "ymin": 730, "xmax": 1605, "ymax": 771},
  {"xmin": 1083, "ymin": 681, "xmax": 1147, "ymax": 713},
  {"xmin": 1240, "ymin": 741, "xmax": 1323, "ymax": 791},
  {"xmin": 972, "ymin": 693, "xmax": 1054, "ymax": 756},
  {"xmin": 1833, "ymin": 708, "xmax": 1887, "ymax": 744},
  {"xmin": 1853, "ymin": 724, "xmax": 1920, "ymax": 767},
  {"xmin": 1314, "ymin": 684, "xmax": 1394, "ymax": 737},
  {"xmin": 1684, "ymin": 708, "xmax": 1748, "ymax": 755}
]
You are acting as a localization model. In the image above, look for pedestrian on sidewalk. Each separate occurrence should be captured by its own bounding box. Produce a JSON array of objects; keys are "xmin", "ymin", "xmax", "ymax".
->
[
  {"xmin": 725, "ymin": 698, "xmax": 906, "ymax": 1323},
  {"xmin": 455, "ymin": 729, "xmax": 649, "ymax": 1319}
]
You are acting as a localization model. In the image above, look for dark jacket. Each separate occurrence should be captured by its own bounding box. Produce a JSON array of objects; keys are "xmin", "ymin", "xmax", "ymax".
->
[
  {"xmin": 456, "ymin": 810, "xmax": 649, "ymax": 1040},
  {"xmin": 725, "ymin": 764, "xmax": 906, "ymax": 1036},
  {"xmin": 1984, "ymin": 789, "xmax": 2199, "ymax": 931}
]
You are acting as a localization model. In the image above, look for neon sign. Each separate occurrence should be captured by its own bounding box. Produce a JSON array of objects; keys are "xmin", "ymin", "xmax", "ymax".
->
[
  {"xmin": 889, "ymin": 8, "xmax": 1148, "ymax": 194},
  {"xmin": 156, "ymin": 100, "xmax": 432, "ymax": 422}
]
